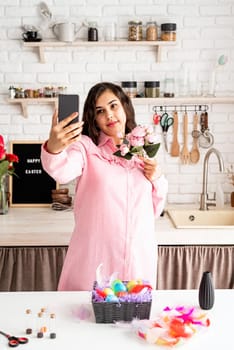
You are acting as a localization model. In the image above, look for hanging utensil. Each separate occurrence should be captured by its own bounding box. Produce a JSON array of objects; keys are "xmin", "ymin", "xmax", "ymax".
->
[
  {"xmin": 160, "ymin": 112, "xmax": 174, "ymax": 153},
  {"xmin": 190, "ymin": 112, "xmax": 200, "ymax": 163},
  {"xmin": 180, "ymin": 111, "xmax": 190, "ymax": 164},
  {"xmin": 170, "ymin": 110, "xmax": 180, "ymax": 157},
  {"xmin": 199, "ymin": 111, "xmax": 214, "ymax": 148}
]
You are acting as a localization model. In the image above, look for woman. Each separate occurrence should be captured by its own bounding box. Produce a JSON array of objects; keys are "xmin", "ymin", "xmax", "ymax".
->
[{"xmin": 41, "ymin": 82, "xmax": 168, "ymax": 291}]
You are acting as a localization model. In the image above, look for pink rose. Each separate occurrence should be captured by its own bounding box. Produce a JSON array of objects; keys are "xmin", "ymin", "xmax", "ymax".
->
[
  {"xmin": 128, "ymin": 135, "xmax": 145, "ymax": 147},
  {"xmin": 120, "ymin": 144, "xmax": 130, "ymax": 156},
  {"xmin": 131, "ymin": 125, "xmax": 146, "ymax": 138},
  {"xmin": 145, "ymin": 134, "xmax": 159, "ymax": 144}
]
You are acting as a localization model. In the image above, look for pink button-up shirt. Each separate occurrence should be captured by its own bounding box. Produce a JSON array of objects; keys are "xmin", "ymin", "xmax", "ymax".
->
[{"xmin": 41, "ymin": 132, "xmax": 168, "ymax": 290}]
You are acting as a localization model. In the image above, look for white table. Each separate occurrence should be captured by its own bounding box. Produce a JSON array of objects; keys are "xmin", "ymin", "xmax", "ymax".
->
[{"xmin": 0, "ymin": 289, "xmax": 233, "ymax": 349}]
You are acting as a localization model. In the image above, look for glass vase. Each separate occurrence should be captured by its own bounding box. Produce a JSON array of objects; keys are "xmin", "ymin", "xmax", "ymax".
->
[
  {"xmin": 0, "ymin": 175, "xmax": 9, "ymax": 215},
  {"xmin": 198, "ymin": 271, "xmax": 215, "ymax": 310}
]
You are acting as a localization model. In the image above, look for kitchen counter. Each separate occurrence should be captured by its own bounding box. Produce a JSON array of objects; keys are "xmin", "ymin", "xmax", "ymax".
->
[
  {"xmin": 0, "ymin": 289, "xmax": 233, "ymax": 349},
  {"xmin": 0, "ymin": 207, "xmax": 234, "ymax": 246},
  {"xmin": 0, "ymin": 207, "xmax": 233, "ymax": 291}
]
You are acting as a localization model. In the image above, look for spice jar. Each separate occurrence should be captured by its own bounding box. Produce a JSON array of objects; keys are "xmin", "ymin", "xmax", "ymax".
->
[
  {"xmin": 121, "ymin": 81, "xmax": 137, "ymax": 98},
  {"xmin": 144, "ymin": 81, "xmax": 160, "ymax": 97},
  {"xmin": 88, "ymin": 22, "xmax": 98, "ymax": 41},
  {"xmin": 128, "ymin": 21, "xmax": 143, "ymax": 41},
  {"xmin": 161, "ymin": 23, "xmax": 177, "ymax": 41},
  {"xmin": 146, "ymin": 21, "xmax": 158, "ymax": 41},
  {"xmin": 163, "ymin": 78, "xmax": 175, "ymax": 97}
]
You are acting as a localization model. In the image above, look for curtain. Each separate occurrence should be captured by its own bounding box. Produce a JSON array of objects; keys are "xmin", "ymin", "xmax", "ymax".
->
[
  {"xmin": 0, "ymin": 245, "xmax": 233, "ymax": 291},
  {"xmin": 0, "ymin": 246, "xmax": 67, "ymax": 291},
  {"xmin": 157, "ymin": 245, "xmax": 234, "ymax": 290}
]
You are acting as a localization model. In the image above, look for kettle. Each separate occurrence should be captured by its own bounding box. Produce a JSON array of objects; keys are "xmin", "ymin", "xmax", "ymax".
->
[{"xmin": 52, "ymin": 22, "xmax": 81, "ymax": 42}]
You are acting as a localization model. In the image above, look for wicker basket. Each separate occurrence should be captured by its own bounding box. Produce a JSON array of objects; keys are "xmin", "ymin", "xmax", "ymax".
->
[{"xmin": 92, "ymin": 281, "xmax": 152, "ymax": 323}]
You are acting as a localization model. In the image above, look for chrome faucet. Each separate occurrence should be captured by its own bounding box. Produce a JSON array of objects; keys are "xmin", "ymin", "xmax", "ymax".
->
[{"xmin": 200, "ymin": 147, "xmax": 225, "ymax": 210}]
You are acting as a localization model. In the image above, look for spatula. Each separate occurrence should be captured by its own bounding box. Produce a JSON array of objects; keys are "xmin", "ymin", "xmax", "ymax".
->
[
  {"xmin": 180, "ymin": 112, "xmax": 190, "ymax": 165},
  {"xmin": 190, "ymin": 112, "xmax": 200, "ymax": 164},
  {"xmin": 170, "ymin": 111, "xmax": 180, "ymax": 157}
]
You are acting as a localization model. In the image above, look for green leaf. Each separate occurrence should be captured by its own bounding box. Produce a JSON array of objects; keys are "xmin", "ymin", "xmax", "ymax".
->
[
  {"xmin": 0, "ymin": 160, "xmax": 9, "ymax": 178},
  {"xmin": 144, "ymin": 143, "xmax": 160, "ymax": 158},
  {"xmin": 130, "ymin": 146, "xmax": 143, "ymax": 154},
  {"xmin": 113, "ymin": 150, "xmax": 133, "ymax": 160}
]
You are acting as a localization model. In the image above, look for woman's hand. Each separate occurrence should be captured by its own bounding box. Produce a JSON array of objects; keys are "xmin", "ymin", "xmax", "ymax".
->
[
  {"xmin": 46, "ymin": 110, "xmax": 84, "ymax": 154},
  {"xmin": 139, "ymin": 156, "xmax": 159, "ymax": 182}
]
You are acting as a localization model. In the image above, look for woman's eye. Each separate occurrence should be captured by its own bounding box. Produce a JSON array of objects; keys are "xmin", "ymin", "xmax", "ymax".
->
[
  {"xmin": 111, "ymin": 103, "xmax": 118, "ymax": 109},
  {"xmin": 96, "ymin": 109, "xmax": 104, "ymax": 115}
]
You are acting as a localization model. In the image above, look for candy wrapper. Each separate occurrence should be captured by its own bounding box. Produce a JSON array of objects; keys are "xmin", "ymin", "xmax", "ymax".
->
[{"xmin": 135, "ymin": 306, "xmax": 210, "ymax": 347}]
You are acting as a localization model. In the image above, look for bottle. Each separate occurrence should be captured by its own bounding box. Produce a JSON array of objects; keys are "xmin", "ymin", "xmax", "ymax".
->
[
  {"xmin": 161, "ymin": 23, "xmax": 177, "ymax": 41},
  {"xmin": 146, "ymin": 21, "xmax": 158, "ymax": 41},
  {"xmin": 25, "ymin": 309, "xmax": 33, "ymax": 335},
  {"xmin": 128, "ymin": 21, "xmax": 143, "ymax": 41},
  {"xmin": 88, "ymin": 22, "xmax": 98, "ymax": 41},
  {"xmin": 216, "ymin": 183, "xmax": 224, "ymax": 209},
  {"xmin": 164, "ymin": 78, "xmax": 175, "ymax": 97},
  {"xmin": 198, "ymin": 271, "xmax": 215, "ymax": 310},
  {"xmin": 121, "ymin": 81, "xmax": 137, "ymax": 98},
  {"xmin": 49, "ymin": 313, "xmax": 56, "ymax": 339},
  {"xmin": 144, "ymin": 81, "xmax": 160, "ymax": 97}
]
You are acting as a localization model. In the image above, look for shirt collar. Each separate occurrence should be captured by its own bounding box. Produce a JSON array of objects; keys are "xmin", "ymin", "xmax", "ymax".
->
[{"xmin": 98, "ymin": 131, "xmax": 115, "ymax": 148}]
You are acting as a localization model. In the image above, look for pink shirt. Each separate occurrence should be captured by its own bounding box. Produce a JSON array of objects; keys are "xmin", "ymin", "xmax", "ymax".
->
[{"xmin": 41, "ymin": 132, "xmax": 168, "ymax": 291}]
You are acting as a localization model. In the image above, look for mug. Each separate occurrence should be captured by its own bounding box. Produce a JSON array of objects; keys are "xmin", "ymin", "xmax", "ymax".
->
[{"xmin": 22, "ymin": 31, "xmax": 38, "ymax": 41}]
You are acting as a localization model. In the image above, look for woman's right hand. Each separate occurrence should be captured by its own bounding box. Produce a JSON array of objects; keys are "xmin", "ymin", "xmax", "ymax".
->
[{"xmin": 46, "ymin": 110, "xmax": 84, "ymax": 154}]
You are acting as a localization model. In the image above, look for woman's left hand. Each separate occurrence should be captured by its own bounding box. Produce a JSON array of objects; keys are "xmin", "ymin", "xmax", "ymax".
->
[{"xmin": 139, "ymin": 156, "xmax": 158, "ymax": 182}]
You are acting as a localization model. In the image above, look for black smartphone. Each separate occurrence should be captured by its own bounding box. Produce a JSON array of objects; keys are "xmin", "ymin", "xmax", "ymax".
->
[{"xmin": 58, "ymin": 94, "xmax": 79, "ymax": 125}]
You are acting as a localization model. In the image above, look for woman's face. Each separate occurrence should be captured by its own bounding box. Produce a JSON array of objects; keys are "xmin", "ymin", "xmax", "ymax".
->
[{"xmin": 95, "ymin": 90, "xmax": 126, "ymax": 144}]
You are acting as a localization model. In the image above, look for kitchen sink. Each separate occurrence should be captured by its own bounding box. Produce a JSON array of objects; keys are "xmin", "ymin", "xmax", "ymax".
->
[{"xmin": 167, "ymin": 208, "xmax": 234, "ymax": 229}]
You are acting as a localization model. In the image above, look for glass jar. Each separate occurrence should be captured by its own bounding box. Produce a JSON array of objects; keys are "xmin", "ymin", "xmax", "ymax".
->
[
  {"xmin": 146, "ymin": 21, "xmax": 158, "ymax": 41},
  {"xmin": 88, "ymin": 22, "xmax": 98, "ymax": 41},
  {"xmin": 161, "ymin": 23, "xmax": 177, "ymax": 41},
  {"xmin": 144, "ymin": 81, "xmax": 160, "ymax": 97},
  {"xmin": 121, "ymin": 81, "xmax": 137, "ymax": 98},
  {"xmin": 163, "ymin": 78, "xmax": 175, "ymax": 97},
  {"xmin": 128, "ymin": 21, "xmax": 143, "ymax": 41}
]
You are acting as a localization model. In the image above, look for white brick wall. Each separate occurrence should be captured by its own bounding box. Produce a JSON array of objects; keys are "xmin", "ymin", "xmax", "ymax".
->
[{"xmin": 0, "ymin": 0, "xmax": 234, "ymax": 204}]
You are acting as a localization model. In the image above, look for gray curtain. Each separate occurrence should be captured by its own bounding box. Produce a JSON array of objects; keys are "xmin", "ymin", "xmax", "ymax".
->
[
  {"xmin": 157, "ymin": 245, "xmax": 234, "ymax": 290},
  {"xmin": 0, "ymin": 246, "xmax": 67, "ymax": 291},
  {"xmin": 0, "ymin": 245, "xmax": 233, "ymax": 291}
]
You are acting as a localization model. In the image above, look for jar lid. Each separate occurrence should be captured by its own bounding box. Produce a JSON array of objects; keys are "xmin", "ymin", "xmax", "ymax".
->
[
  {"xmin": 146, "ymin": 21, "xmax": 157, "ymax": 25},
  {"xmin": 161, "ymin": 23, "xmax": 177, "ymax": 31},
  {"xmin": 121, "ymin": 81, "xmax": 137, "ymax": 88},
  {"xmin": 144, "ymin": 81, "xmax": 160, "ymax": 88},
  {"xmin": 128, "ymin": 21, "xmax": 142, "ymax": 25}
]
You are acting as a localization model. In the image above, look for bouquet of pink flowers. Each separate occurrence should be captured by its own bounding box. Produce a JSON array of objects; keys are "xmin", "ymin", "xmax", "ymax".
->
[{"xmin": 113, "ymin": 125, "xmax": 160, "ymax": 160}]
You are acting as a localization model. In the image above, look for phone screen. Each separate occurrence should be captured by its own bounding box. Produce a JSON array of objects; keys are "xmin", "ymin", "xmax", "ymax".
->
[{"xmin": 58, "ymin": 94, "xmax": 79, "ymax": 125}]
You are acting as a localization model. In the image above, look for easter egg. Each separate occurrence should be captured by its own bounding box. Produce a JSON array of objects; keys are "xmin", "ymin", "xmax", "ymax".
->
[
  {"xmin": 116, "ymin": 291, "xmax": 128, "ymax": 298},
  {"xmin": 105, "ymin": 294, "xmax": 119, "ymax": 302},
  {"xmin": 112, "ymin": 281, "xmax": 127, "ymax": 294},
  {"xmin": 126, "ymin": 280, "xmax": 137, "ymax": 292},
  {"xmin": 103, "ymin": 287, "xmax": 114, "ymax": 296}
]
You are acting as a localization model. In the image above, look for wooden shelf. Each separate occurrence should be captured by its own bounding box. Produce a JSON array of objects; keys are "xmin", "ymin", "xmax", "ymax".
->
[
  {"xmin": 22, "ymin": 40, "xmax": 177, "ymax": 63},
  {"xmin": 132, "ymin": 96, "xmax": 234, "ymax": 105},
  {"xmin": 8, "ymin": 96, "xmax": 234, "ymax": 118},
  {"xmin": 7, "ymin": 97, "xmax": 58, "ymax": 118}
]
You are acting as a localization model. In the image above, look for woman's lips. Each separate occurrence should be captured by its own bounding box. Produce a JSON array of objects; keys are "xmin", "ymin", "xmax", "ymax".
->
[{"xmin": 106, "ymin": 121, "xmax": 118, "ymax": 127}]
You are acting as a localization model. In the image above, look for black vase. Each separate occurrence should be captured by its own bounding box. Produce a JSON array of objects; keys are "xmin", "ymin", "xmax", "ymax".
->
[{"xmin": 198, "ymin": 271, "xmax": 215, "ymax": 310}]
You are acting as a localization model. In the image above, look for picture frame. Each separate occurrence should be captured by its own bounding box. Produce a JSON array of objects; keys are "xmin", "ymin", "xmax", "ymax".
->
[{"xmin": 9, "ymin": 140, "xmax": 58, "ymax": 207}]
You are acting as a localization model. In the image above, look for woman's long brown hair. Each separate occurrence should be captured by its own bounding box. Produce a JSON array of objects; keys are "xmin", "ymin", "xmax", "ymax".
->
[{"xmin": 82, "ymin": 82, "xmax": 137, "ymax": 145}]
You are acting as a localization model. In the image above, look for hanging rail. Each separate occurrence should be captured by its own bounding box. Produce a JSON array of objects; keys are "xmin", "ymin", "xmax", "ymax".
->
[{"xmin": 153, "ymin": 104, "xmax": 209, "ymax": 113}]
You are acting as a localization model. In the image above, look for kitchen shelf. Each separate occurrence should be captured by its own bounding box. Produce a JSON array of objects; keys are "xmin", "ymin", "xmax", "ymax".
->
[
  {"xmin": 22, "ymin": 40, "xmax": 177, "ymax": 63},
  {"xmin": 7, "ymin": 96, "xmax": 234, "ymax": 118},
  {"xmin": 132, "ymin": 96, "xmax": 234, "ymax": 105},
  {"xmin": 7, "ymin": 97, "xmax": 58, "ymax": 118}
]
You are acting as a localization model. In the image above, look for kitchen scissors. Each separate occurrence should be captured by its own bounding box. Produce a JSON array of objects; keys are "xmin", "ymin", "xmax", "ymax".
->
[
  {"xmin": 0, "ymin": 330, "xmax": 28, "ymax": 347},
  {"xmin": 160, "ymin": 112, "xmax": 174, "ymax": 152}
]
